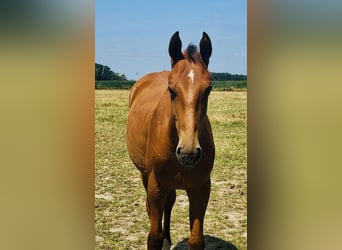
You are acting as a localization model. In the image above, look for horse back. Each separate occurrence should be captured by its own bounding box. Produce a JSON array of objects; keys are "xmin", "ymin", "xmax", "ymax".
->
[{"xmin": 129, "ymin": 71, "xmax": 170, "ymax": 108}]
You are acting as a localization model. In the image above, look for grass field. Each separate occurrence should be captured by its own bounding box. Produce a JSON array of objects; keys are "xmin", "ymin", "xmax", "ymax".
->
[{"xmin": 95, "ymin": 90, "xmax": 247, "ymax": 249}]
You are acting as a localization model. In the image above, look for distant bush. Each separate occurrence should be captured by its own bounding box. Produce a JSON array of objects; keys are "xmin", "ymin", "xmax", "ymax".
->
[
  {"xmin": 212, "ymin": 81, "xmax": 247, "ymax": 91},
  {"xmin": 95, "ymin": 63, "xmax": 127, "ymax": 81},
  {"xmin": 211, "ymin": 72, "xmax": 247, "ymax": 81},
  {"xmin": 95, "ymin": 80, "xmax": 135, "ymax": 89}
]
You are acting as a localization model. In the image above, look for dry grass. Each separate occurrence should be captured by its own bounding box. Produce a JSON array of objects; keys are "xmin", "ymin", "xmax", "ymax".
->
[{"xmin": 95, "ymin": 90, "xmax": 247, "ymax": 249}]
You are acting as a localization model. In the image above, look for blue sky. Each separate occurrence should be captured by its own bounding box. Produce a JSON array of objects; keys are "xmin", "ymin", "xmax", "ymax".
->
[{"xmin": 95, "ymin": 0, "xmax": 246, "ymax": 80}]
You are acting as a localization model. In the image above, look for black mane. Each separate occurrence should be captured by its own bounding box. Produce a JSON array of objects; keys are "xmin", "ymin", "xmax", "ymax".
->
[{"xmin": 185, "ymin": 44, "xmax": 199, "ymax": 63}]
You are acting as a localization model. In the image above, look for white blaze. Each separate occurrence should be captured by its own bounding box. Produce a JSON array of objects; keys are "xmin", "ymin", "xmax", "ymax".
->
[{"xmin": 188, "ymin": 69, "xmax": 195, "ymax": 84}]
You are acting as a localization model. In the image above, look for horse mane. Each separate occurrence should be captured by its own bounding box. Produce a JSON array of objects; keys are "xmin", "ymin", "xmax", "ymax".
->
[{"xmin": 184, "ymin": 44, "xmax": 203, "ymax": 65}]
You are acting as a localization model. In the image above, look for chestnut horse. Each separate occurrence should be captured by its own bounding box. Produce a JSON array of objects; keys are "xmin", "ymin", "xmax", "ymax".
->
[{"xmin": 126, "ymin": 31, "xmax": 215, "ymax": 250}]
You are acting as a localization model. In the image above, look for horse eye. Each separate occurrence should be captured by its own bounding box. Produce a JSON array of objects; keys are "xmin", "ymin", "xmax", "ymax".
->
[
  {"xmin": 205, "ymin": 85, "xmax": 212, "ymax": 95},
  {"xmin": 168, "ymin": 86, "xmax": 177, "ymax": 100}
]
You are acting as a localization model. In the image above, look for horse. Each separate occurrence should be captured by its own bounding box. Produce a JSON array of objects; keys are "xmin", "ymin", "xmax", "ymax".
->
[{"xmin": 126, "ymin": 31, "xmax": 215, "ymax": 250}]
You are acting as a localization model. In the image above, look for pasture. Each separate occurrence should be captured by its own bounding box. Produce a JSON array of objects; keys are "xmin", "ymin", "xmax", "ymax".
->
[{"xmin": 95, "ymin": 90, "xmax": 247, "ymax": 249}]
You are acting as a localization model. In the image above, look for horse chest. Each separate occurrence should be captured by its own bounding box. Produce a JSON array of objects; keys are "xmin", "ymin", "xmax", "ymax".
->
[{"xmin": 152, "ymin": 160, "xmax": 211, "ymax": 190}]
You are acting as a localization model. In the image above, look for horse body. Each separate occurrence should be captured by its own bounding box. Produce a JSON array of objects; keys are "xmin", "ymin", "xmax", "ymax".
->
[
  {"xmin": 127, "ymin": 71, "xmax": 214, "ymax": 189},
  {"xmin": 126, "ymin": 32, "xmax": 215, "ymax": 250}
]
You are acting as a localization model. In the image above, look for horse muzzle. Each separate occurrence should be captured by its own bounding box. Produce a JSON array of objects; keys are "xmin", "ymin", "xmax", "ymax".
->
[{"xmin": 175, "ymin": 146, "xmax": 202, "ymax": 167}]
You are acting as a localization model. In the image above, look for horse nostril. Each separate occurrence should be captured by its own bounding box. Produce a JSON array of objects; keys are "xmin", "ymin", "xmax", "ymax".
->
[
  {"xmin": 196, "ymin": 147, "xmax": 202, "ymax": 158},
  {"xmin": 176, "ymin": 146, "xmax": 183, "ymax": 155}
]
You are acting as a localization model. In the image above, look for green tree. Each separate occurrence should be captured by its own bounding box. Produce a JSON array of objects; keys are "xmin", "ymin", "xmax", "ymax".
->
[
  {"xmin": 95, "ymin": 63, "xmax": 127, "ymax": 80},
  {"xmin": 211, "ymin": 72, "xmax": 247, "ymax": 81}
]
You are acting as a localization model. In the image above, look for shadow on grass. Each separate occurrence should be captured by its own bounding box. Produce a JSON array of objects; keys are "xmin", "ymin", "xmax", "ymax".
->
[{"xmin": 172, "ymin": 235, "xmax": 238, "ymax": 250}]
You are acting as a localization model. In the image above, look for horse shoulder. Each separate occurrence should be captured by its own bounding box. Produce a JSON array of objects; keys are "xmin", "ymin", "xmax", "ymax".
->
[
  {"xmin": 201, "ymin": 115, "xmax": 215, "ymax": 150},
  {"xmin": 145, "ymin": 91, "xmax": 176, "ymax": 165}
]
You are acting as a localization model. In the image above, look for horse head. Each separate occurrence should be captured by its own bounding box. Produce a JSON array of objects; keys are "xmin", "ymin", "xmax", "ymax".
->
[{"xmin": 168, "ymin": 31, "xmax": 212, "ymax": 167}]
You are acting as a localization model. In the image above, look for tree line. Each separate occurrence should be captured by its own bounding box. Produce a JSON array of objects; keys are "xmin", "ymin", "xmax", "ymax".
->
[
  {"xmin": 95, "ymin": 63, "xmax": 247, "ymax": 81},
  {"xmin": 95, "ymin": 63, "xmax": 127, "ymax": 81},
  {"xmin": 211, "ymin": 72, "xmax": 247, "ymax": 81}
]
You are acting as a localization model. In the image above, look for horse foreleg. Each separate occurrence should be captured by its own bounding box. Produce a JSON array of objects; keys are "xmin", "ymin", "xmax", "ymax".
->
[
  {"xmin": 147, "ymin": 172, "xmax": 167, "ymax": 250},
  {"xmin": 163, "ymin": 190, "xmax": 176, "ymax": 248},
  {"xmin": 141, "ymin": 174, "xmax": 152, "ymax": 218},
  {"xmin": 186, "ymin": 179, "xmax": 211, "ymax": 250}
]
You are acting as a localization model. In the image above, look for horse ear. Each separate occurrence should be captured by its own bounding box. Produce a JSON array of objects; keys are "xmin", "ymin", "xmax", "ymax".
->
[
  {"xmin": 200, "ymin": 32, "xmax": 212, "ymax": 67},
  {"xmin": 169, "ymin": 31, "xmax": 184, "ymax": 67}
]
